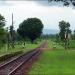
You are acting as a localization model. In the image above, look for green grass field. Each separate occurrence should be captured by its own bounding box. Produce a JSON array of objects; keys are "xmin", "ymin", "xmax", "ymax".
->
[{"xmin": 29, "ymin": 40, "xmax": 75, "ymax": 75}]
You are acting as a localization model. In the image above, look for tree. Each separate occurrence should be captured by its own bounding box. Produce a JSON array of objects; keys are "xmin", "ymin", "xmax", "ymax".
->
[
  {"xmin": 59, "ymin": 20, "xmax": 71, "ymax": 49},
  {"xmin": 17, "ymin": 18, "xmax": 43, "ymax": 43},
  {"xmin": 0, "ymin": 14, "xmax": 6, "ymax": 46},
  {"xmin": 59, "ymin": 20, "xmax": 71, "ymax": 41}
]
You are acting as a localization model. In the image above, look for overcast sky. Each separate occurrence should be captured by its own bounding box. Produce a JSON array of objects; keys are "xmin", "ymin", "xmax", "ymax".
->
[{"xmin": 0, "ymin": 1, "xmax": 75, "ymax": 30}]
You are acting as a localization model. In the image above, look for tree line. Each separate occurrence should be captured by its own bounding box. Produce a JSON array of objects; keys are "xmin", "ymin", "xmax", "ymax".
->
[
  {"xmin": 0, "ymin": 14, "xmax": 75, "ymax": 49},
  {"xmin": 0, "ymin": 14, "xmax": 43, "ymax": 49}
]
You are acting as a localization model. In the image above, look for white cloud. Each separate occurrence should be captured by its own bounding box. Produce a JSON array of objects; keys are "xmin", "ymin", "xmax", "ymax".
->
[{"xmin": 0, "ymin": 1, "xmax": 75, "ymax": 30}]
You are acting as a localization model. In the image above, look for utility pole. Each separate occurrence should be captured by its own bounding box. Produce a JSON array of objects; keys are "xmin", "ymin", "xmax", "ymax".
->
[
  {"xmin": 11, "ymin": 13, "xmax": 14, "ymax": 48},
  {"xmin": 12, "ymin": 13, "xmax": 14, "ymax": 28}
]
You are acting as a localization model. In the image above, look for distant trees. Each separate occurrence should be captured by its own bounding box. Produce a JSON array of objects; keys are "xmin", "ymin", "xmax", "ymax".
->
[{"xmin": 17, "ymin": 18, "xmax": 43, "ymax": 43}]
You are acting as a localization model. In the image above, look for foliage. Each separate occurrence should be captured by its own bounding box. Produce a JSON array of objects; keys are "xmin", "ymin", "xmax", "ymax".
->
[
  {"xmin": 0, "ymin": 14, "xmax": 6, "ymax": 47},
  {"xmin": 17, "ymin": 18, "xmax": 43, "ymax": 43},
  {"xmin": 0, "ymin": 39, "xmax": 42, "ymax": 56},
  {"xmin": 48, "ymin": 0, "xmax": 75, "ymax": 6},
  {"xmin": 59, "ymin": 20, "xmax": 71, "ymax": 41}
]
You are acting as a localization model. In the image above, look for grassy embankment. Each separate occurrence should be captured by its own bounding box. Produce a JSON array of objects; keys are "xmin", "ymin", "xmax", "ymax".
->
[
  {"xmin": 0, "ymin": 39, "xmax": 43, "ymax": 56},
  {"xmin": 29, "ymin": 39, "xmax": 75, "ymax": 75}
]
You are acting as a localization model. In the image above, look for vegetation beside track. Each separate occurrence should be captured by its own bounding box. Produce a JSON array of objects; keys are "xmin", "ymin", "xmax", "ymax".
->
[
  {"xmin": 0, "ymin": 39, "xmax": 43, "ymax": 63},
  {"xmin": 56, "ymin": 40, "xmax": 75, "ymax": 49},
  {"xmin": 0, "ymin": 40, "xmax": 42, "ymax": 55},
  {"xmin": 29, "ymin": 39, "xmax": 75, "ymax": 75}
]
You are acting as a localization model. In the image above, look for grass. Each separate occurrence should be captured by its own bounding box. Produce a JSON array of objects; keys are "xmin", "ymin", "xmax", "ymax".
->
[
  {"xmin": 29, "ymin": 39, "xmax": 75, "ymax": 75},
  {"xmin": 0, "ymin": 40, "xmax": 43, "ymax": 56},
  {"xmin": 48, "ymin": 39, "xmax": 64, "ymax": 49}
]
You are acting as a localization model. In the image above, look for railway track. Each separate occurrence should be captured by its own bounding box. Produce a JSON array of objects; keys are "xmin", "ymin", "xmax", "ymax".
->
[{"xmin": 0, "ymin": 40, "xmax": 47, "ymax": 75}]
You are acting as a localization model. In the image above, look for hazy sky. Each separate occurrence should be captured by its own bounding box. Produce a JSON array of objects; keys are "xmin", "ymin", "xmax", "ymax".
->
[{"xmin": 0, "ymin": 1, "xmax": 75, "ymax": 30}]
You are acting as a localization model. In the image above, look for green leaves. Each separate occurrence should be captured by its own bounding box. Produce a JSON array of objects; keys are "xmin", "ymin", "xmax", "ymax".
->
[
  {"xmin": 48, "ymin": 0, "xmax": 75, "ymax": 6},
  {"xmin": 17, "ymin": 18, "xmax": 44, "ymax": 43},
  {"xmin": 0, "ymin": 14, "xmax": 5, "ymax": 28},
  {"xmin": 0, "ymin": 14, "xmax": 6, "ymax": 45},
  {"xmin": 59, "ymin": 20, "xmax": 71, "ymax": 41}
]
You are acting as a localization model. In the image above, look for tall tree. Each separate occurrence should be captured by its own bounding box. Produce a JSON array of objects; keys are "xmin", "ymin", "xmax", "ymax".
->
[
  {"xmin": 17, "ymin": 18, "xmax": 43, "ymax": 43},
  {"xmin": 0, "ymin": 14, "xmax": 5, "ymax": 45},
  {"xmin": 59, "ymin": 20, "xmax": 71, "ymax": 49},
  {"xmin": 59, "ymin": 20, "xmax": 71, "ymax": 41}
]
